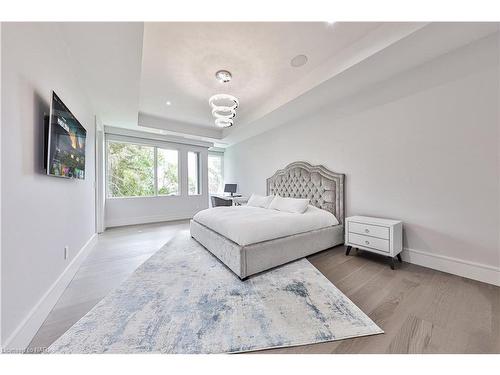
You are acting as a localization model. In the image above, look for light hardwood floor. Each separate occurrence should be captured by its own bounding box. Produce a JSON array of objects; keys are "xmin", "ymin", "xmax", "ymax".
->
[{"xmin": 29, "ymin": 221, "xmax": 500, "ymax": 353}]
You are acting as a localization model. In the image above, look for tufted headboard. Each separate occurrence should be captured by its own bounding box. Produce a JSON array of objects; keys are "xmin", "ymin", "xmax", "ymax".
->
[{"xmin": 266, "ymin": 161, "xmax": 345, "ymax": 225}]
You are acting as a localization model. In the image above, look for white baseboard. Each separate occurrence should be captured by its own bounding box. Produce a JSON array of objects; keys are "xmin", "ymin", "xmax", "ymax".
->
[
  {"xmin": 2, "ymin": 233, "xmax": 98, "ymax": 351},
  {"xmin": 105, "ymin": 212, "xmax": 196, "ymax": 228},
  {"xmin": 402, "ymin": 247, "xmax": 500, "ymax": 286}
]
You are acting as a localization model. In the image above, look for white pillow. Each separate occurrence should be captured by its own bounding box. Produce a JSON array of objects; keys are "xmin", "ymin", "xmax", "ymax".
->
[
  {"xmin": 246, "ymin": 194, "xmax": 274, "ymax": 209},
  {"xmin": 268, "ymin": 195, "xmax": 310, "ymax": 214}
]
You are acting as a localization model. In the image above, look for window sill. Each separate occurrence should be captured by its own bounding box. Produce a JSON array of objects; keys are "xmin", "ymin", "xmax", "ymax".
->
[{"xmin": 107, "ymin": 195, "xmax": 181, "ymax": 200}]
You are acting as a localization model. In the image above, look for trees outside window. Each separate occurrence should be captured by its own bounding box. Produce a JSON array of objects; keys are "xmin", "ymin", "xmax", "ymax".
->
[
  {"xmin": 107, "ymin": 142, "xmax": 154, "ymax": 197},
  {"xmin": 157, "ymin": 148, "xmax": 179, "ymax": 196},
  {"xmin": 188, "ymin": 151, "xmax": 200, "ymax": 195},
  {"xmin": 208, "ymin": 153, "xmax": 223, "ymax": 194},
  {"xmin": 107, "ymin": 141, "xmax": 180, "ymax": 198}
]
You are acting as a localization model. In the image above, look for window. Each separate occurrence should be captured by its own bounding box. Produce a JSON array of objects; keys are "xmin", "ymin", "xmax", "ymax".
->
[
  {"xmin": 208, "ymin": 153, "xmax": 223, "ymax": 194},
  {"xmin": 106, "ymin": 139, "xmax": 203, "ymax": 198},
  {"xmin": 107, "ymin": 141, "xmax": 155, "ymax": 197},
  {"xmin": 157, "ymin": 148, "xmax": 179, "ymax": 196},
  {"xmin": 188, "ymin": 151, "xmax": 200, "ymax": 195}
]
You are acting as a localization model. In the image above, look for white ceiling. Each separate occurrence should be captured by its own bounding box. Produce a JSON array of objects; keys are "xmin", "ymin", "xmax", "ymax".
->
[
  {"xmin": 59, "ymin": 22, "xmax": 499, "ymax": 146},
  {"xmin": 223, "ymin": 22, "xmax": 500, "ymax": 144},
  {"xmin": 138, "ymin": 22, "xmax": 382, "ymax": 127},
  {"xmin": 59, "ymin": 22, "xmax": 144, "ymax": 129}
]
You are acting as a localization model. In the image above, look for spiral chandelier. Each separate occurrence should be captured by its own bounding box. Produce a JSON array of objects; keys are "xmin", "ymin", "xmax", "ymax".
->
[
  {"xmin": 209, "ymin": 94, "xmax": 239, "ymax": 128},
  {"xmin": 209, "ymin": 70, "xmax": 239, "ymax": 128}
]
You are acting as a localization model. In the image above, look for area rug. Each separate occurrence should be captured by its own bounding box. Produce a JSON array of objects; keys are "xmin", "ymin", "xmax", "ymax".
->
[{"xmin": 47, "ymin": 230, "xmax": 382, "ymax": 353}]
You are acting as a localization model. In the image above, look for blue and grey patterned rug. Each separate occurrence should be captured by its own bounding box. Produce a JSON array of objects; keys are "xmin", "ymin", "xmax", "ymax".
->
[{"xmin": 47, "ymin": 230, "xmax": 382, "ymax": 353}]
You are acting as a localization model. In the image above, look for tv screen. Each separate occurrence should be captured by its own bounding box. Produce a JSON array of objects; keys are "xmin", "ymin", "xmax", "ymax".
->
[{"xmin": 46, "ymin": 92, "xmax": 87, "ymax": 179}]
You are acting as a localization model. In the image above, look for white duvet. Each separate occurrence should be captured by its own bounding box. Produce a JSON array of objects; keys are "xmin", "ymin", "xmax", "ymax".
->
[{"xmin": 193, "ymin": 205, "xmax": 339, "ymax": 246}]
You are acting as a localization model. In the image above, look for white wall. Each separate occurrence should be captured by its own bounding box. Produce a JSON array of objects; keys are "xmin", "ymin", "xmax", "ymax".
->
[
  {"xmin": 225, "ymin": 34, "xmax": 500, "ymax": 283},
  {"xmin": 95, "ymin": 116, "xmax": 106, "ymax": 233},
  {"xmin": 1, "ymin": 23, "xmax": 96, "ymax": 347},
  {"xmin": 105, "ymin": 134, "xmax": 209, "ymax": 227},
  {"xmin": 0, "ymin": 22, "xmax": 3, "ymax": 348}
]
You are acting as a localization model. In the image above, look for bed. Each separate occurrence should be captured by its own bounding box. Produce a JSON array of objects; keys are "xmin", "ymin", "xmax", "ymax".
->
[{"xmin": 190, "ymin": 161, "xmax": 345, "ymax": 279}]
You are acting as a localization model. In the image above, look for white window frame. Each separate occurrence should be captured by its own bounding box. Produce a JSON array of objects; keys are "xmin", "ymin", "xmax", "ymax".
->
[
  {"xmin": 208, "ymin": 151, "xmax": 224, "ymax": 194},
  {"xmin": 188, "ymin": 151, "xmax": 202, "ymax": 196},
  {"xmin": 156, "ymin": 147, "xmax": 181, "ymax": 197}
]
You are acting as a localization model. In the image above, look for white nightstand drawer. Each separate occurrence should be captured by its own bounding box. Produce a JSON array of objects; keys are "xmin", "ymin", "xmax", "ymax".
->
[
  {"xmin": 348, "ymin": 232, "xmax": 390, "ymax": 253},
  {"xmin": 349, "ymin": 221, "xmax": 389, "ymax": 239}
]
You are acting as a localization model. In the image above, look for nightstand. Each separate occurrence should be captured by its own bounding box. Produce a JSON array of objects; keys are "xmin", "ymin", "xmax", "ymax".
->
[{"xmin": 345, "ymin": 215, "xmax": 403, "ymax": 269}]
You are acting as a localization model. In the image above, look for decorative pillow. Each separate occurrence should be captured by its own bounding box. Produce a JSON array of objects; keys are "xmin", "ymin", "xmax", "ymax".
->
[
  {"xmin": 268, "ymin": 195, "xmax": 310, "ymax": 214},
  {"xmin": 246, "ymin": 194, "xmax": 274, "ymax": 209}
]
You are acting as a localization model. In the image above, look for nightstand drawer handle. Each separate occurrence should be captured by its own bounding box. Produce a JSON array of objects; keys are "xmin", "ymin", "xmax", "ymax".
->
[
  {"xmin": 365, "ymin": 229, "xmax": 370, "ymax": 233},
  {"xmin": 365, "ymin": 240, "xmax": 370, "ymax": 245}
]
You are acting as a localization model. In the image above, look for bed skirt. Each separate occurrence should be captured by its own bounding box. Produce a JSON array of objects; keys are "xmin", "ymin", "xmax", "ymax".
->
[{"xmin": 190, "ymin": 220, "xmax": 344, "ymax": 279}]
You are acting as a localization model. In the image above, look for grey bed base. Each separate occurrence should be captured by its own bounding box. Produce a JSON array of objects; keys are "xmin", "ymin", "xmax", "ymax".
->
[{"xmin": 190, "ymin": 219, "xmax": 344, "ymax": 279}]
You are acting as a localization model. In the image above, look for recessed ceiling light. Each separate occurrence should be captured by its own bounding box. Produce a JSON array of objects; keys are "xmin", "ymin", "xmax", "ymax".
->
[
  {"xmin": 291, "ymin": 54, "xmax": 308, "ymax": 68},
  {"xmin": 166, "ymin": 101, "xmax": 172, "ymax": 106},
  {"xmin": 215, "ymin": 70, "xmax": 232, "ymax": 83}
]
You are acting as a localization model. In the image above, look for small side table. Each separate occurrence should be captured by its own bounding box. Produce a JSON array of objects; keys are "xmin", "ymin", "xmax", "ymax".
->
[{"xmin": 344, "ymin": 215, "xmax": 403, "ymax": 270}]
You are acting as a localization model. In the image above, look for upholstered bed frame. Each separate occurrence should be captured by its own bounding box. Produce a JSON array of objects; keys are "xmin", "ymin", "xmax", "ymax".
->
[{"xmin": 190, "ymin": 161, "xmax": 345, "ymax": 279}]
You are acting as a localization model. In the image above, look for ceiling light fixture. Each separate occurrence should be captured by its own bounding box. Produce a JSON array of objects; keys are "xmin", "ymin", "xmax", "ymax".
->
[
  {"xmin": 165, "ymin": 101, "xmax": 172, "ymax": 106},
  {"xmin": 215, "ymin": 70, "xmax": 232, "ymax": 83},
  {"xmin": 209, "ymin": 94, "xmax": 239, "ymax": 128},
  {"xmin": 291, "ymin": 54, "xmax": 308, "ymax": 68}
]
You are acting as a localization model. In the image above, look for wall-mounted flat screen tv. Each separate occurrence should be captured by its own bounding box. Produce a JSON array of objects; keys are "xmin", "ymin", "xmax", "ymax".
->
[{"xmin": 45, "ymin": 91, "xmax": 87, "ymax": 179}]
